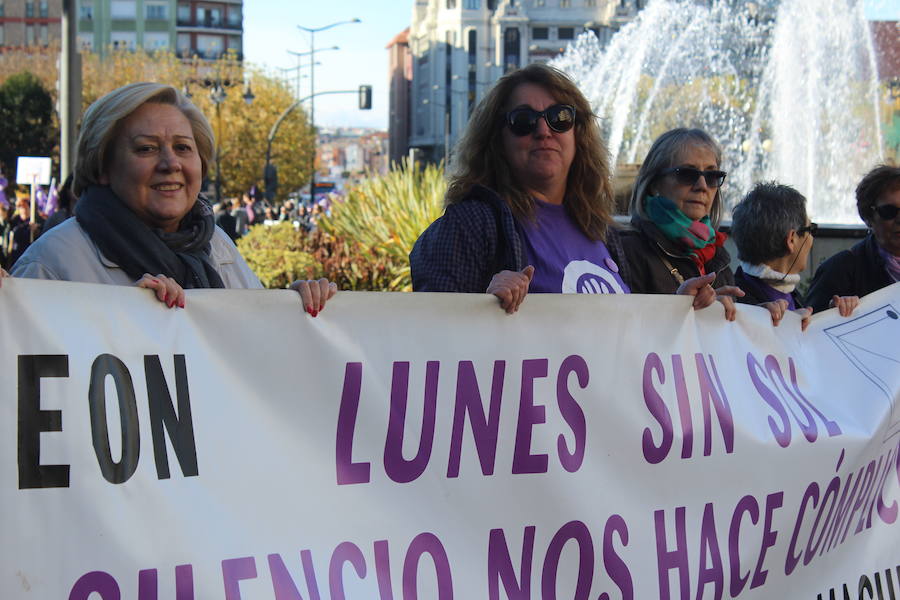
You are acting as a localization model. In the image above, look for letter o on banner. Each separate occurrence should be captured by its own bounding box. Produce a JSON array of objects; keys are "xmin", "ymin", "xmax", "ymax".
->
[
  {"xmin": 403, "ymin": 532, "xmax": 454, "ymax": 599},
  {"xmin": 69, "ymin": 571, "xmax": 120, "ymax": 600}
]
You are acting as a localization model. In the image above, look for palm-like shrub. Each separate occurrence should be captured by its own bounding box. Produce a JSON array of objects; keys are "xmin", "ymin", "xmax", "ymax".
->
[{"xmin": 315, "ymin": 159, "xmax": 446, "ymax": 291}]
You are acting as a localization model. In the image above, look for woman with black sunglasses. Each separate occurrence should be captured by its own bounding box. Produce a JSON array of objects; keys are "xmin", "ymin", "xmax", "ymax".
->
[
  {"xmin": 410, "ymin": 65, "xmax": 721, "ymax": 313},
  {"xmin": 622, "ymin": 128, "xmax": 744, "ymax": 319},
  {"xmin": 805, "ymin": 165, "xmax": 900, "ymax": 312}
]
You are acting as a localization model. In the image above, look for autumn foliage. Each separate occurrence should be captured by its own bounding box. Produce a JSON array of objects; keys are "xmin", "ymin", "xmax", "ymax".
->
[{"xmin": 0, "ymin": 47, "xmax": 314, "ymax": 200}]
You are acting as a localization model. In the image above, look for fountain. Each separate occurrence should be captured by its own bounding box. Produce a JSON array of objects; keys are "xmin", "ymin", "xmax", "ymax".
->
[{"xmin": 552, "ymin": 0, "xmax": 886, "ymax": 224}]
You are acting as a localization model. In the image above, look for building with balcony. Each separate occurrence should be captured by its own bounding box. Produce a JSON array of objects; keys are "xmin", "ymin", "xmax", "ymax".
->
[
  {"xmin": 175, "ymin": 0, "xmax": 242, "ymax": 60},
  {"xmin": 406, "ymin": 0, "xmax": 645, "ymax": 163},
  {"xmin": 76, "ymin": 0, "xmax": 176, "ymax": 55},
  {"xmin": 0, "ymin": 0, "xmax": 61, "ymax": 48}
]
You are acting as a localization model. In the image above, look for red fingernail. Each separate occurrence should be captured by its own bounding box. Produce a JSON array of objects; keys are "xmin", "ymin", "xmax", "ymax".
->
[
  {"xmin": 310, "ymin": 310, "xmax": 318, "ymax": 318},
  {"xmin": 162, "ymin": 292, "xmax": 168, "ymax": 301},
  {"xmin": 178, "ymin": 300, "xmax": 185, "ymax": 309}
]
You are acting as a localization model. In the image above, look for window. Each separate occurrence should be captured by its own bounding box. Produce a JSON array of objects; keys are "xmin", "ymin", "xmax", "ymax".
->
[
  {"xmin": 79, "ymin": 1, "xmax": 93, "ymax": 19},
  {"xmin": 26, "ymin": 25, "xmax": 35, "ymax": 45},
  {"xmin": 446, "ymin": 0, "xmax": 456, "ymax": 8},
  {"xmin": 39, "ymin": 24, "xmax": 48, "ymax": 45},
  {"xmin": 226, "ymin": 6, "xmax": 241, "ymax": 28},
  {"xmin": 176, "ymin": 32, "xmax": 191, "ymax": 56},
  {"xmin": 560, "ymin": 0, "xmax": 571, "ymax": 6},
  {"xmin": 110, "ymin": 0, "xmax": 136, "ymax": 19},
  {"xmin": 25, "ymin": 1, "xmax": 34, "ymax": 18},
  {"xmin": 467, "ymin": 29, "xmax": 477, "ymax": 115},
  {"xmin": 0, "ymin": 24, "xmax": 4, "ymax": 45},
  {"xmin": 111, "ymin": 31, "xmax": 137, "ymax": 50},
  {"xmin": 533, "ymin": 0, "xmax": 545, "ymax": 5},
  {"xmin": 177, "ymin": 3, "xmax": 190, "ymax": 24},
  {"xmin": 504, "ymin": 27, "xmax": 520, "ymax": 73},
  {"xmin": 77, "ymin": 32, "xmax": 93, "ymax": 50},
  {"xmin": 197, "ymin": 34, "xmax": 224, "ymax": 59},
  {"xmin": 0, "ymin": 1, "xmax": 4, "ymax": 18},
  {"xmin": 532, "ymin": 26, "xmax": 548, "ymax": 39},
  {"xmin": 145, "ymin": 1, "xmax": 167, "ymax": 20},
  {"xmin": 464, "ymin": 0, "xmax": 479, "ymax": 8},
  {"xmin": 197, "ymin": 7, "xmax": 222, "ymax": 27},
  {"xmin": 39, "ymin": 0, "xmax": 47, "ymax": 17},
  {"xmin": 558, "ymin": 27, "xmax": 575, "ymax": 40},
  {"xmin": 143, "ymin": 32, "xmax": 169, "ymax": 50}
]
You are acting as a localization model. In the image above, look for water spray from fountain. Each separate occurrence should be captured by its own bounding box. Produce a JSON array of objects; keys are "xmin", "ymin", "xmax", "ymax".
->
[{"xmin": 552, "ymin": 0, "xmax": 885, "ymax": 224}]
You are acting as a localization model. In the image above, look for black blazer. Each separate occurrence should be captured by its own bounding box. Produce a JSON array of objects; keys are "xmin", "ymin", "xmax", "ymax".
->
[{"xmin": 805, "ymin": 234, "xmax": 892, "ymax": 313}]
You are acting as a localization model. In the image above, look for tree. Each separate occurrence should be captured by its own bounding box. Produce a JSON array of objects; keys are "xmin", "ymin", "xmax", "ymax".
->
[
  {"xmin": 0, "ymin": 71, "xmax": 57, "ymax": 183},
  {"xmin": 0, "ymin": 49, "xmax": 314, "ymax": 200}
]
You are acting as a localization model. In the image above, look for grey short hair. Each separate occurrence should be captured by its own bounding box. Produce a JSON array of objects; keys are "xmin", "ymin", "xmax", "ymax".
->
[
  {"xmin": 73, "ymin": 82, "xmax": 215, "ymax": 196},
  {"xmin": 731, "ymin": 182, "xmax": 808, "ymax": 265},
  {"xmin": 629, "ymin": 128, "xmax": 724, "ymax": 227}
]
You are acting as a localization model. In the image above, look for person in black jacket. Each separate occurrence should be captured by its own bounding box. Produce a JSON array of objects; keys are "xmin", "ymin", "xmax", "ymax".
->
[
  {"xmin": 621, "ymin": 128, "xmax": 744, "ymax": 319},
  {"xmin": 730, "ymin": 183, "xmax": 858, "ymax": 329},
  {"xmin": 410, "ymin": 64, "xmax": 722, "ymax": 313},
  {"xmin": 805, "ymin": 165, "xmax": 900, "ymax": 312}
]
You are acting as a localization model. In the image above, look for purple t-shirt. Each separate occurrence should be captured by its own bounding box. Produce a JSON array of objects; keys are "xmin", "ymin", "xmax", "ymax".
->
[{"xmin": 519, "ymin": 199, "xmax": 630, "ymax": 294}]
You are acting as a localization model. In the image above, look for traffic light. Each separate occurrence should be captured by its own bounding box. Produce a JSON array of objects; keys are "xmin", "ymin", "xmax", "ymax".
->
[
  {"xmin": 264, "ymin": 163, "xmax": 278, "ymax": 201},
  {"xmin": 359, "ymin": 85, "xmax": 372, "ymax": 110}
]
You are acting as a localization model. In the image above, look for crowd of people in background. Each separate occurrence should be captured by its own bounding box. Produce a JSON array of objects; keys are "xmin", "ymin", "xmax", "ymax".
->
[
  {"xmin": 211, "ymin": 194, "xmax": 330, "ymax": 243},
  {"xmin": 0, "ymin": 177, "xmax": 330, "ymax": 271},
  {"xmin": 1, "ymin": 66, "xmax": 899, "ymax": 329}
]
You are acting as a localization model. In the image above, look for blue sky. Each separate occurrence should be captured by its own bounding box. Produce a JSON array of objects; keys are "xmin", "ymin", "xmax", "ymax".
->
[
  {"xmin": 244, "ymin": 0, "xmax": 900, "ymax": 130},
  {"xmin": 244, "ymin": 1, "xmax": 411, "ymax": 130}
]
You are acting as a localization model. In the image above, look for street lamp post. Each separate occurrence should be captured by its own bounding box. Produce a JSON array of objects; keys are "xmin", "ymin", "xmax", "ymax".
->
[
  {"xmin": 297, "ymin": 18, "xmax": 360, "ymax": 205},
  {"xmin": 205, "ymin": 79, "xmax": 255, "ymax": 204}
]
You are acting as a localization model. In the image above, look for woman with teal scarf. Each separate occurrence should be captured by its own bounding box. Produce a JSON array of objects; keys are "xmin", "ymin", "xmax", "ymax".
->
[{"xmin": 622, "ymin": 128, "xmax": 744, "ymax": 318}]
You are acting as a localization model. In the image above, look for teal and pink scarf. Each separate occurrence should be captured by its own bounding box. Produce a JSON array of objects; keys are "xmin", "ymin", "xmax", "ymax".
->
[{"xmin": 645, "ymin": 195, "xmax": 727, "ymax": 276}]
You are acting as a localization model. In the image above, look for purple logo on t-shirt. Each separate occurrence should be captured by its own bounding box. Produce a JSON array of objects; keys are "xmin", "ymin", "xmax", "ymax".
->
[{"xmin": 562, "ymin": 260, "xmax": 628, "ymax": 294}]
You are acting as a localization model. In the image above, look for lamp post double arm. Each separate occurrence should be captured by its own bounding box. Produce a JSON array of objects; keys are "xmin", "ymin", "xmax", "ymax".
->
[{"xmin": 296, "ymin": 19, "xmax": 360, "ymax": 204}]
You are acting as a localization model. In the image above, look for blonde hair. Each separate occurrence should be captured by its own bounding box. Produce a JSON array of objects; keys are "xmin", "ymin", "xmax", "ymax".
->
[
  {"xmin": 447, "ymin": 63, "xmax": 614, "ymax": 241},
  {"xmin": 629, "ymin": 128, "xmax": 724, "ymax": 227},
  {"xmin": 73, "ymin": 82, "xmax": 215, "ymax": 196}
]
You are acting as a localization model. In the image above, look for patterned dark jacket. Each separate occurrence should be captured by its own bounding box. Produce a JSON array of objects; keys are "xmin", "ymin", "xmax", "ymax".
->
[
  {"xmin": 804, "ymin": 233, "xmax": 893, "ymax": 313},
  {"xmin": 410, "ymin": 184, "xmax": 632, "ymax": 293}
]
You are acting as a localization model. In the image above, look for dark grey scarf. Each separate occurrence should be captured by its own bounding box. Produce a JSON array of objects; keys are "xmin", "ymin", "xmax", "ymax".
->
[{"xmin": 75, "ymin": 185, "xmax": 225, "ymax": 289}]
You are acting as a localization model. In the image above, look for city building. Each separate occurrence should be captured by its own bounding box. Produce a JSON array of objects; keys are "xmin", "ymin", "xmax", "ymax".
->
[
  {"xmin": 318, "ymin": 128, "xmax": 389, "ymax": 186},
  {"xmin": 175, "ymin": 0, "xmax": 243, "ymax": 60},
  {"xmin": 405, "ymin": 0, "xmax": 646, "ymax": 163},
  {"xmin": 70, "ymin": 0, "xmax": 242, "ymax": 59},
  {"xmin": 387, "ymin": 27, "xmax": 412, "ymax": 166},
  {"xmin": 76, "ymin": 0, "xmax": 176, "ymax": 54},
  {"xmin": 0, "ymin": 0, "xmax": 61, "ymax": 48}
]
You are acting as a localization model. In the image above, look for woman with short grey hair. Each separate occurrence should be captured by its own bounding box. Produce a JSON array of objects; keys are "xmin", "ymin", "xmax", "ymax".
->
[{"xmin": 730, "ymin": 183, "xmax": 857, "ymax": 327}]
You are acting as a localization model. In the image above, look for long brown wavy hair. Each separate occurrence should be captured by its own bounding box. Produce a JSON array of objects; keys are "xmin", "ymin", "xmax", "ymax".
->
[{"xmin": 446, "ymin": 63, "xmax": 614, "ymax": 242}]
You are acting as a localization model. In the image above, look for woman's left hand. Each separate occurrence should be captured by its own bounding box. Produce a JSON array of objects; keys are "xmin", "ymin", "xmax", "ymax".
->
[
  {"xmin": 137, "ymin": 273, "xmax": 185, "ymax": 309},
  {"xmin": 830, "ymin": 295, "xmax": 860, "ymax": 317},
  {"xmin": 291, "ymin": 278, "xmax": 338, "ymax": 317},
  {"xmin": 0, "ymin": 267, "xmax": 9, "ymax": 288},
  {"xmin": 676, "ymin": 272, "xmax": 745, "ymax": 320}
]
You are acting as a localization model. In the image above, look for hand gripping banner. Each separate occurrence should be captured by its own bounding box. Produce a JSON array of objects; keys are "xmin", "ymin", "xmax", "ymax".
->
[{"xmin": 2, "ymin": 278, "xmax": 899, "ymax": 600}]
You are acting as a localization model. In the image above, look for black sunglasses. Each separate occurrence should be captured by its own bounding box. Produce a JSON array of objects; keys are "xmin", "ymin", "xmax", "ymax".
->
[
  {"xmin": 505, "ymin": 104, "xmax": 576, "ymax": 136},
  {"xmin": 872, "ymin": 204, "xmax": 900, "ymax": 221},
  {"xmin": 797, "ymin": 222, "xmax": 818, "ymax": 237},
  {"xmin": 660, "ymin": 167, "xmax": 727, "ymax": 188}
]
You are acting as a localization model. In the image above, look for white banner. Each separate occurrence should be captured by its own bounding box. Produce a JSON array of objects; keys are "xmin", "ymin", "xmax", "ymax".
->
[{"xmin": 2, "ymin": 278, "xmax": 899, "ymax": 600}]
